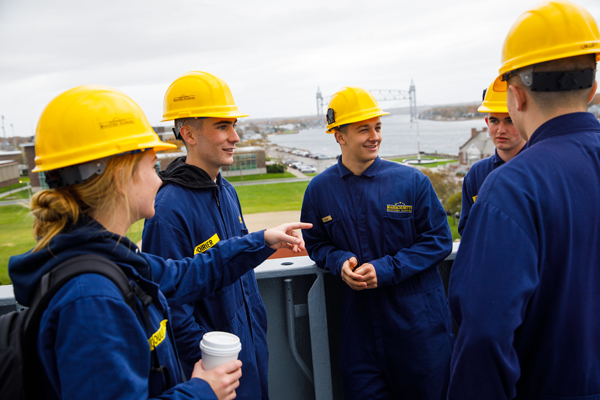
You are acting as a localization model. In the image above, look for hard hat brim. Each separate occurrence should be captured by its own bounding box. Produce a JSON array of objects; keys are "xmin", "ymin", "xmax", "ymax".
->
[
  {"xmin": 326, "ymin": 111, "xmax": 390, "ymax": 133},
  {"xmin": 477, "ymin": 104, "xmax": 508, "ymax": 113},
  {"xmin": 162, "ymin": 110, "xmax": 249, "ymax": 122},
  {"xmin": 32, "ymin": 136, "xmax": 177, "ymax": 173}
]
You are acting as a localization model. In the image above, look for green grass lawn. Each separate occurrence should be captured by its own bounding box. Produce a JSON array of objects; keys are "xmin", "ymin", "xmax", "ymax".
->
[
  {"xmin": 447, "ymin": 215, "xmax": 461, "ymax": 241},
  {"xmin": 236, "ymin": 181, "xmax": 310, "ymax": 214},
  {"xmin": 0, "ymin": 205, "xmax": 36, "ymax": 285},
  {"xmin": 304, "ymin": 172, "xmax": 318, "ymax": 177},
  {"xmin": 0, "ymin": 181, "xmax": 29, "ymax": 195},
  {"xmin": 0, "ymin": 189, "xmax": 32, "ymax": 201},
  {"xmin": 225, "ymin": 172, "xmax": 295, "ymax": 182}
]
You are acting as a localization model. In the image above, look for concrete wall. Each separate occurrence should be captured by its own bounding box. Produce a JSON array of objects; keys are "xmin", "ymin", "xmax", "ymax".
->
[{"xmin": 0, "ymin": 161, "xmax": 19, "ymax": 187}]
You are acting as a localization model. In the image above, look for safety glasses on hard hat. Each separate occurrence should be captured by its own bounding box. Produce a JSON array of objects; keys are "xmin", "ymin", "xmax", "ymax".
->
[{"xmin": 493, "ymin": 67, "xmax": 534, "ymax": 92}]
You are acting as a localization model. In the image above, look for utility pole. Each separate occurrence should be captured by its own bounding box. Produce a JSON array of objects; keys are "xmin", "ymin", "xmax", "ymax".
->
[
  {"xmin": 1, "ymin": 116, "xmax": 5, "ymax": 151},
  {"xmin": 11, "ymin": 124, "xmax": 15, "ymax": 149}
]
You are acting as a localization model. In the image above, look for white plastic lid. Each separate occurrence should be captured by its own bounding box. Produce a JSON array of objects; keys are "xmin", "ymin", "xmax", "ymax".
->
[{"xmin": 200, "ymin": 331, "xmax": 242, "ymax": 356}]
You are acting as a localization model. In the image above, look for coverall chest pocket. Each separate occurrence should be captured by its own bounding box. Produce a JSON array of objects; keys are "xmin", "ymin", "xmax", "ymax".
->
[
  {"xmin": 381, "ymin": 212, "xmax": 415, "ymax": 250},
  {"xmin": 322, "ymin": 218, "xmax": 346, "ymax": 247}
]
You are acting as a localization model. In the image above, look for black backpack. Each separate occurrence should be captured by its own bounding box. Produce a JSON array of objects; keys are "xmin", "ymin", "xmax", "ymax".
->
[{"xmin": 0, "ymin": 254, "xmax": 137, "ymax": 400}]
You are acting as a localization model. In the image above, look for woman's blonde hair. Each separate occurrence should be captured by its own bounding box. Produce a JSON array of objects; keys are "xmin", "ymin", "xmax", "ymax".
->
[{"xmin": 30, "ymin": 152, "xmax": 146, "ymax": 252}]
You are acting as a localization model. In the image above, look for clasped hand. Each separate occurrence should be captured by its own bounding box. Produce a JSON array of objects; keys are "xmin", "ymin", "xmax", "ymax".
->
[{"xmin": 341, "ymin": 257, "xmax": 378, "ymax": 291}]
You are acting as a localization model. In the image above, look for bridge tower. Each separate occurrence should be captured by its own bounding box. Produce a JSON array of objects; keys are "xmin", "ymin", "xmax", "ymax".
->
[
  {"xmin": 316, "ymin": 87, "xmax": 324, "ymax": 117},
  {"xmin": 409, "ymin": 80, "xmax": 417, "ymax": 122}
]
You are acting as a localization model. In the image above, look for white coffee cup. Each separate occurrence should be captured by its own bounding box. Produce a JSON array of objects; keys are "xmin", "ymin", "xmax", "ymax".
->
[{"xmin": 200, "ymin": 331, "xmax": 242, "ymax": 370}]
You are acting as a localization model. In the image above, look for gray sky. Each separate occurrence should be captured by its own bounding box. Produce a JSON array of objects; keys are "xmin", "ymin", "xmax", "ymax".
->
[{"xmin": 1, "ymin": 0, "xmax": 599, "ymax": 136}]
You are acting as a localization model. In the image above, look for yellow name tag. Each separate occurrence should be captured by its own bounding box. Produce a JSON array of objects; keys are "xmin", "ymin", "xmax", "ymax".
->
[
  {"xmin": 194, "ymin": 233, "xmax": 220, "ymax": 254},
  {"xmin": 148, "ymin": 319, "xmax": 168, "ymax": 351},
  {"xmin": 472, "ymin": 195, "xmax": 477, "ymax": 203},
  {"xmin": 322, "ymin": 215, "xmax": 332, "ymax": 223}
]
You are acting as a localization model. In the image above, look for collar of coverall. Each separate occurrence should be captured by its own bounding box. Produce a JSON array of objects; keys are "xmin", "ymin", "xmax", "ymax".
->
[
  {"xmin": 528, "ymin": 112, "xmax": 600, "ymax": 148},
  {"xmin": 337, "ymin": 155, "xmax": 382, "ymax": 178}
]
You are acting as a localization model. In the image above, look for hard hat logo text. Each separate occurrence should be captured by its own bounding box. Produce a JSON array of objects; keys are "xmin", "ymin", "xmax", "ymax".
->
[
  {"xmin": 174, "ymin": 94, "xmax": 196, "ymax": 102},
  {"xmin": 99, "ymin": 118, "xmax": 135, "ymax": 129}
]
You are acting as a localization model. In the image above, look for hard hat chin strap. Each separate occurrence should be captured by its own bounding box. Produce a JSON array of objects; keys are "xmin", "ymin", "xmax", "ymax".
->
[
  {"xmin": 45, "ymin": 158, "xmax": 109, "ymax": 189},
  {"xmin": 503, "ymin": 67, "xmax": 596, "ymax": 92}
]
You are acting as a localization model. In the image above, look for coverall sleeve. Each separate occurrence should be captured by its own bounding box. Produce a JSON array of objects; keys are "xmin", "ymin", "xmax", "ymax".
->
[
  {"xmin": 143, "ymin": 219, "xmax": 208, "ymax": 371},
  {"xmin": 457, "ymin": 174, "xmax": 473, "ymax": 237},
  {"xmin": 51, "ymin": 296, "xmax": 217, "ymax": 400},
  {"xmin": 370, "ymin": 177, "xmax": 452, "ymax": 287},
  {"xmin": 447, "ymin": 201, "xmax": 538, "ymax": 400},
  {"xmin": 300, "ymin": 187, "xmax": 357, "ymax": 277},
  {"xmin": 144, "ymin": 231, "xmax": 275, "ymax": 305}
]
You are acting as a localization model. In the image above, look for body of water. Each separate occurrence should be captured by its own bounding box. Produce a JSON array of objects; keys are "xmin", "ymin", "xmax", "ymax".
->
[{"xmin": 268, "ymin": 114, "xmax": 488, "ymax": 158}]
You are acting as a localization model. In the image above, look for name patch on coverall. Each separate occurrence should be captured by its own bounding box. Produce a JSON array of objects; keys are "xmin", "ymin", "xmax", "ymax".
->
[
  {"xmin": 148, "ymin": 319, "xmax": 168, "ymax": 351},
  {"xmin": 194, "ymin": 233, "xmax": 220, "ymax": 254},
  {"xmin": 387, "ymin": 202, "xmax": 413, "ymax": 213}
]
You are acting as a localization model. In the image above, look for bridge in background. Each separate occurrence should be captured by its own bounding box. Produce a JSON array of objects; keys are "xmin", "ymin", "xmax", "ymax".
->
[{"xmin": 316, "ymin": 80, "xmax": 418, "ymax": 122}]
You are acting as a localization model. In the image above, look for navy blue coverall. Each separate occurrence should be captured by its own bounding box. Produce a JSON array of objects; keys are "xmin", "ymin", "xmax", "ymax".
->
[
  {"xmin": 458, "ymin": 146, "xmax": 527, "ymax": 236},
  {"xmin": 448, "ymin": 113, "xmax": 600, "ymax": 399},
  {"xmin": 143, "ymin": 158, "xmax": 270, "ymax": 400},
  {"xmin": 301, "ymin": 156, "xmax": 454, "ymax": 400}
]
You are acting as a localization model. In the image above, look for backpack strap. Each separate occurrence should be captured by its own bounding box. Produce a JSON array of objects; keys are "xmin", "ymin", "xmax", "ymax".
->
[
  {"xmin": 21, "ymin": 254, "xmax": 138, "ymax": 400},
  {"xmin": 24, "ymin": 254, "xmax": 136, "ymax": 333}
]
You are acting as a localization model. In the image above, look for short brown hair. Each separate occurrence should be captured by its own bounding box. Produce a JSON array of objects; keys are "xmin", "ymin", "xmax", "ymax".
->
[
  {"xmin": 175, "ymin": 118, "xmax": 204, "ymax": 147},
  {"xmin": 509, "ymin": 54, "xmax": 597, "ymax": 112}
]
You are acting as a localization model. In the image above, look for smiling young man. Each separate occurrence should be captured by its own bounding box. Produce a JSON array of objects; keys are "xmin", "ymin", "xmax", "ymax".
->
[
  {"xmin": 142, "ymin": 71, "xmax": 271, "ymax": 400},
  {"xmin": 457, "ymin": 81, "xmax": 527, "ymax": 236},
  {"xmin": 300, "ymin": 87, "xmax": 453, "ymax": 399}
]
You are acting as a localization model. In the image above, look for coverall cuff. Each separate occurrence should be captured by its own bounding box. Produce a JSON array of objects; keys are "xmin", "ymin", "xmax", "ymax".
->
[
  {"xmin": 187, "ymin": 378, "xmax": 219, "ymax": 399},
  {"xmin": 254, "ymin": 230, "xmax": 278, "ymax": 258},
  {"xmin": 336, "ymin": 252, "xmax": 358, "ymax": 277},
  {"xmin": 369, "ymin": 258, "xmax": 394, "ymax": 287}
]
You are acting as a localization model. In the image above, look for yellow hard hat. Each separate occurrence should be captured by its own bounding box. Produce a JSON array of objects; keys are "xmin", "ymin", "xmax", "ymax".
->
[
  {"xmin": 478, "ymin": 80, "xmax": 508, "ymax": 113},
  {"xmin": 494, "ymin": 0, "xmax": 600, "ymax": 92},
  {"xmin": 33, "ymin": 85, "xmax": 176, "ymax": 173},
  {"xmin": 162, "ymin": 71, "xmax": 249, "ymax": 121},
  {"xmin": 326, "ymin": 87, "xmax": 389, "ymax": 133}
]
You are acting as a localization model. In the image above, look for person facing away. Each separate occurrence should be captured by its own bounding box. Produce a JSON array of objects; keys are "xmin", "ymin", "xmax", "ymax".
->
[
  {"xmin": 300, "ymin": 86, "xmax": 454, "ymax": 400},
  {"xmin": 448, "ymin": 1, "xmax": 600, "ymax": 398},
  {"xmin": 457, "ymin": 80, "xmax": 527, "ymax": 236},
  {"xmin": 142, "ymin": 71, "xmax": 271, "ymax": 400},
  {"xmin": 8, "ymin": 85, "xmax": 310, "ymax": 400}
]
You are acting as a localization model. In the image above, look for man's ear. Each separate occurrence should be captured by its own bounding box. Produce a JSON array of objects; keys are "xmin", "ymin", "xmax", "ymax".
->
[
  {"xmin": 508, "ymin": 84, "xmax": 527, "ymax": 112},
  {"xmin": 588, "ymin": 80, "xmax": 598, "ymax": 104},
  {"xmin": 484, "ymin": 116, "xmax": 489, "ymax": 127},
  {"xmin": 334, "ymin": 131, "xmax": 346, "ymax": 145},
  {"xmin": 179, "ymin": 125, "xmax": 196, "ymax": 146}
]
